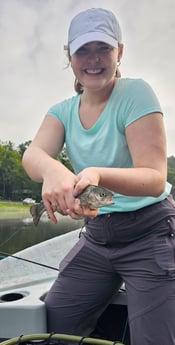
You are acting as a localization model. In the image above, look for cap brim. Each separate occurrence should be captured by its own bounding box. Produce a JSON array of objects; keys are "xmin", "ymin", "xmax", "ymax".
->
[{"xmin": 69, "ymin": 32, "xmax": 118, "ymax": 56}]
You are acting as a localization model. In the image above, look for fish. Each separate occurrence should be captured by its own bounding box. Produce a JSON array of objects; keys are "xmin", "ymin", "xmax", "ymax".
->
[{"xmin": 30, "ymin": 185, "xmax": 114, "ymax": 226}]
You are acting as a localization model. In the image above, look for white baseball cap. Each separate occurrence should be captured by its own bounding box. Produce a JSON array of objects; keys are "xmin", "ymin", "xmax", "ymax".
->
[{"xmin": 67, "ymin": 8, "xmax": 122, "ymax": 56}]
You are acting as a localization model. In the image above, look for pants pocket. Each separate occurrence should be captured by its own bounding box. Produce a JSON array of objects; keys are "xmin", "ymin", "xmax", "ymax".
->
[{"xmin": 154, "ymin": 216, "xmax": 175, "ymax": 275}]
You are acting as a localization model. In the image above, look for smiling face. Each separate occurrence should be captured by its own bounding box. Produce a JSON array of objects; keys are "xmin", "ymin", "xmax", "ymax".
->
[{"xmin": 70, "ymin": 41, "xmax": 123, "ymax": 92}]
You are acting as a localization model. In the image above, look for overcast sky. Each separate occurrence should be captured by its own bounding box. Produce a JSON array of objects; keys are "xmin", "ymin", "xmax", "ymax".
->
[{"xmin": 0, "ymin": 0, "xmax": 174, "ymax": 156}]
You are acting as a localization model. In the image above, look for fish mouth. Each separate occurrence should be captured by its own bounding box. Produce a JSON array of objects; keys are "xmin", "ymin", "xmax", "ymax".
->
[
  {"xmin": 106, "ymin": 195, "xmax": 115, "ymax": 204},
  {"xmin": 106, "ymin": 200, "xmax": 114, "ymax": 205}
]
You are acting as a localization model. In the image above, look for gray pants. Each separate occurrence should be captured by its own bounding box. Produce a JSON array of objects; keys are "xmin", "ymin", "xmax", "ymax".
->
[{"xmin": 45, "ymin": 195, "xmax": 175, "ymax": 345}]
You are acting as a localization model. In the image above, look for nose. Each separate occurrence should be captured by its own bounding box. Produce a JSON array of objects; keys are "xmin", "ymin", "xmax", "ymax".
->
[{"xmin": 87, "ymin": 52, "xmax": 100, "ymax": 63}]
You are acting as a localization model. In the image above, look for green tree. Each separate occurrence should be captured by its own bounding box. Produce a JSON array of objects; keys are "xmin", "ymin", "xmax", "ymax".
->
[
  {"xmin": 58, "ymin": 145, "xmax": 74, "ymax": 172},
  {"xmin": 168, "ymin": 156, "xmax": 175, "ymax": 169},
  {"xmin": 168, "ymin": 169, "xmax": 175, "ymax": 199},
  {"xmin": 0, "ymin": 141, "xmax": 24, "ymax": 199},
  {"xmin": 18, "ymin": 140, "xmax": 31, "ymax": 158},
  {"xmin": 0, "ymin": 139, "xmax": 175, "ymax": 201}
]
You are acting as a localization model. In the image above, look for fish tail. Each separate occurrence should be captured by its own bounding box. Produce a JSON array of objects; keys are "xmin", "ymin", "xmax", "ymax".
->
[{"xmin": 30, "ymin": 205, "xmax": 42, "ymax": 226}]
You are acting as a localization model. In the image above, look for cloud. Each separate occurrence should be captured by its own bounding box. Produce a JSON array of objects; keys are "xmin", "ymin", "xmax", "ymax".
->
[{"xmin": 0, "ymin": 0, "xmax": 174, "ymax": 155}]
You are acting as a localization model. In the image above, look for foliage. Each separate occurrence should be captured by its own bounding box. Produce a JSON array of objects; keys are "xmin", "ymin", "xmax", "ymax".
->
[
  {"xmin": 0, "ymin": 141, "xmax": 73, "ymax": 201},
  {"xmin": 0, "ymin": 140, "xmax": 174, "ymax": 201},
  {"xmin": 57, "ymin": 145, "xmax": 74, "ymax": 172},
  {"xmin": 167, "ymin": 156, "xmax": 175, "ymax": 198},
  {"xmin": 168, "ymin": 156, "xmax": 175, "ymax": 169},
  {"xmin": 0, "ymin": 141, "xmax": 41, "ymax": 201}
]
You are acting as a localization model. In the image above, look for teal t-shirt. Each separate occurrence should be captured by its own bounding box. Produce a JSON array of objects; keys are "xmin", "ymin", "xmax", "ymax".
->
[{"xmin": 47, "ymin": 78, "xmax": 172, "ymax": 213}]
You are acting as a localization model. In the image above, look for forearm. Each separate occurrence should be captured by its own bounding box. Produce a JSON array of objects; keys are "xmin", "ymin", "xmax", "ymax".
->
[
  {"xmin": 22, "ymin": 146, "xmax": 70, "ymax": 182},
  {"xmin": 94, "ymin": 167, "xmax": 166, "ymax": 197}
]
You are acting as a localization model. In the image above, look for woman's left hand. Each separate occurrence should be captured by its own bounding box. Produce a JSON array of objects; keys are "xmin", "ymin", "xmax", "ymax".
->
[
  {"xmin": 66, "ymin": 167, "xmax": 100, "ymax": 219},
  {"xmin": 74, "ymin": 167, "xmax": 100, "ymax": 194}
]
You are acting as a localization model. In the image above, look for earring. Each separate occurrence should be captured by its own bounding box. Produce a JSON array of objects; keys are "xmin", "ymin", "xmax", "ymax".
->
[{"xmin": 117, "ymin": 61, "xmax": 121, "ymax": 66}]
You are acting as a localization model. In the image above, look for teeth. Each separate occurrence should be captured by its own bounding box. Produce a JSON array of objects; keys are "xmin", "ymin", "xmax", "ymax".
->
[{"xmin": 85, "ymin": 69, "xmax": 102, "ymax": 74}]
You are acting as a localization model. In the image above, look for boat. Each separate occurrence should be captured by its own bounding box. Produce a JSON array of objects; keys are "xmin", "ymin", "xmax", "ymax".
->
[{"xmin": 0, "ymin": 228, "xmax": 130, "ymax": 345}]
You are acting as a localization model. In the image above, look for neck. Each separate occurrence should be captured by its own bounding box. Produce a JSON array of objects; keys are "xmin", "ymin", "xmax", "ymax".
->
[{"xmin": 81, "ymin": 78, "xmax": 117, "ymax": 105}]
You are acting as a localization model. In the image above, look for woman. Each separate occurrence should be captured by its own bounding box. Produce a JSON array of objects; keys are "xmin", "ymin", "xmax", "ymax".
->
[{"xmin": 22, "ymin": 8, "xmax": 175, "ymax": 345}]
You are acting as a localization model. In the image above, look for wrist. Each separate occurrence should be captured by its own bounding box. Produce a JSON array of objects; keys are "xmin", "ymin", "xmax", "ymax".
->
[
  {"xmin": 43, "ymin": 159, "xmax": 71, "ymax": 180},
  {"xmin": 83, "ymin": 167, "xmax": 101, "ymax": 186}
]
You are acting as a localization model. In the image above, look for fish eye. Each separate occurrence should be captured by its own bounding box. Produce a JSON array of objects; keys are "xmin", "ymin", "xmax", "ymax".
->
[{"xmin": 100, "ymin": 192, "xmax": 106, "ymax": 197}]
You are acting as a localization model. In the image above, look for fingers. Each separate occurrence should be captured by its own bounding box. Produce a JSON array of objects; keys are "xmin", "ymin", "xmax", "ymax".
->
[
  {"xmin": 81, "ymin": 206, "xmax": 98, "ymax": 218},
  {"xmin": 44, "ymin": 199, "xmax": 98, "ymax": 222},
  {"xmin": 44, "ymin": 199, "xmax": 58, "ymax": 224},
  {"xmin": 73, "ymin": 167, "xmax": 100, "ymax": 196},
  {"xmin": 42, "ymin": 186, "xmax": 99, "ymax": 223},
  {"xmin": 67, "ymin": 201, "xmax": 98, "ymax": 219}
]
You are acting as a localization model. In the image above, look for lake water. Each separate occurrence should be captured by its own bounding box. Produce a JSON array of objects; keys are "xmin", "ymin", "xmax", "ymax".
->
[{"xmin": 0, "ymin": 216, "xmax": 83, "ymax": 254}]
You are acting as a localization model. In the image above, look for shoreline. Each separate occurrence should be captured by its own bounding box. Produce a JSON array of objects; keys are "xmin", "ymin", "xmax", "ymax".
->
[{"xmin": 0, "ymin": 201, "xmax": 31, "ymax": 219}]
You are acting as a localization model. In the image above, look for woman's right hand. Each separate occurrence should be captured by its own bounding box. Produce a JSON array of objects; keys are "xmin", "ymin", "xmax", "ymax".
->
[
  {"xmin": 42, "ymin": 162, "xmax": 100, "ymax": 222},
  {"xmin": 41, "ymin": 163, "xmax": 80, "ymax": 223},
  {"xmin": 22, "ymin": 116, "xmax": 99, "ymax": 221}
]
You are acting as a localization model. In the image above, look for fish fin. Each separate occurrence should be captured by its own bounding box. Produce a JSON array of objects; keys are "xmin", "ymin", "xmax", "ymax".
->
[
  {"xmin": 30, "ymin": 205, "xmax": 40, "ymax": 226},
  {"xmin": 30, "ymin": 202, "xmax": 45, "ymax": 226}
]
